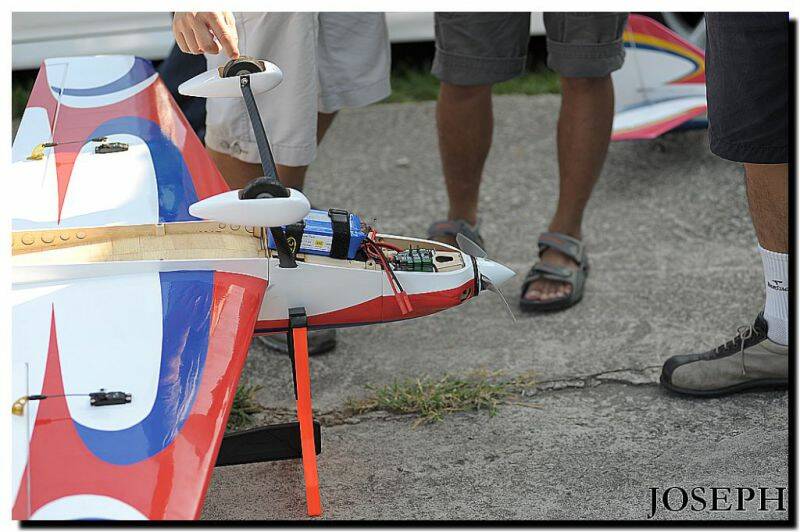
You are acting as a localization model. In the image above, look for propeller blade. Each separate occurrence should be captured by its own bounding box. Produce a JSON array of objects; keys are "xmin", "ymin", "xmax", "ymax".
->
[
  {"xmin": 456, "ymin": 233, "xmax": 488, "ymax": 258},
  {"xmin": 480, "ymin": 274, "xmax": 517, "ymax": 323}
]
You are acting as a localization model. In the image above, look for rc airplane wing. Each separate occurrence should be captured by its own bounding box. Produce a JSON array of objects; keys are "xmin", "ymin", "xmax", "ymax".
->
[
  {"xmin": 11, "ymin": 56, "xmax": 268, "ymax": 520},
  {"xmin": 611, "ymin": 14, "xmax": 708, "ymax": 141},
  {"xmin": 12, "ymin": 55, "xmax": 515, "ymax": 520}
]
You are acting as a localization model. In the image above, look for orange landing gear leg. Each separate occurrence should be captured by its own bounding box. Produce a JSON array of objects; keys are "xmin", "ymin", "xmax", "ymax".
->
[{"xmin": 288, "ymin": 307, "xmax": 322, "ymax": 517}]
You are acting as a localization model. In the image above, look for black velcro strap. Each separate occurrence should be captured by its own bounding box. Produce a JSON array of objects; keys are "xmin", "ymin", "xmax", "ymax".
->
[
  {"xmin": 285, "ymin": 221, "xmax": 305, "ymax": 258},
  {"xmin": 328, "ymin": 208, "xmax": 350, "ymax": 259}
]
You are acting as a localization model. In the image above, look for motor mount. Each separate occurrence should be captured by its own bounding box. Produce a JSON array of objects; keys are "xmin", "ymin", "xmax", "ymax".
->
[
  {"xmin": 221, "ymin": 56, "xmax": 265, "ymax": 77},
  {"xmin": 178, "ymin": 57, "xmax": 282, "ymax": 98},
  {"xmin": 238, "ymin": 176, "xmax": 290, "ymax": 201}
]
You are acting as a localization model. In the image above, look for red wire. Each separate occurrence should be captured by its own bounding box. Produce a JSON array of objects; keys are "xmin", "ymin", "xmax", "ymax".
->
[
  {"xmin": 375, "ymin": 241, "xmax": 403, "ymax": 253},
  {"xmin": 363, "ymin": 240, "xmax": 412, "ymax": 314}
]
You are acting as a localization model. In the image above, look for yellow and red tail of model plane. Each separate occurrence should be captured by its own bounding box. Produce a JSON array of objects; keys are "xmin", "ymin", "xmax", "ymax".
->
[{"xmin": 611, "ymin": 14, "xmax": 708, "ymax": 141}]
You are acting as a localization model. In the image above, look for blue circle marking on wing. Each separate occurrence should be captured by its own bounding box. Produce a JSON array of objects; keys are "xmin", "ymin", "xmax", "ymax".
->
[
  {"xmin": 50, "ymin": 57, "xmax": 155, "ymax": 97},
  {"xmin": 87, "ymin": 116, "xmax": 200, "ymax": 223},
  {"xmin": 72, "ymin": 271, "xmax": 214, "ymax": 465}
]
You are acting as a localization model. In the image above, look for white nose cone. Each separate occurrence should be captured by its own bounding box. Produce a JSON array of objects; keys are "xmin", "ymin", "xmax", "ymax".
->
[
  {"xmin": 178, "ymin": 61, "xmax": 283, "ymax": 98},
  {"xmin": 189, "ymin": 188, "xmax": 310, "ymax": 227},
  {"xmin": 476, "ymin": 257, "xmax": 515, "ymax": 287}
]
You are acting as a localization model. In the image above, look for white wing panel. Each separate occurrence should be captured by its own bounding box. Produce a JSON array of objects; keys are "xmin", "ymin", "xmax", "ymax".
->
[
  {"xmin": 58, "ymin": 133, "xmax": 159, "ymax": 227},
  {"xmin": 31, "ymin": 495, "xmax": 147, "ymax": 520},
  {"xmin": 11, "ymin": 107, "xmax": 59, "ymax": 231},
  {"xmin": 54, "ymin": 273, "xmax": 163, "ymax": 431},
  {"xmin": 11, "ymin": 272, "xmax": 164, "ymax": 503},
  {"xmin": 12, "ymin": 107, "xmax": 52, "ymax": 163},
  {"xmin": 44, "ymin": 56, "xmax": 157, "ymax": 108},
  {"xmin": 45, "ymin": 56, "xmax": 136, "ymax": 90}
]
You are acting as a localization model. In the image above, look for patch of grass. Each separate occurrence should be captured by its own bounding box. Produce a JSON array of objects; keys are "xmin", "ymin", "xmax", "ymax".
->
[
  {"xmin": 494, "ymin": 69, "xmax": 561, "ymax": 96},
  {"xmin": 13, "ymin": 75, "xmax": 35, "ymax": 121},
  {"xmin": 387, "ymin": 67, "xmax": 560, "ymax": 104},
  {"xmin": 347, "ymin": 369, "xmax": 538, "ymax": 426},
  {"xmin": 227, "ymin": 382, "xmax": 266, "ymax": 432},
  {"xmin": 385, "ymin": 67, "xmax": 442, "ymax": 103}
]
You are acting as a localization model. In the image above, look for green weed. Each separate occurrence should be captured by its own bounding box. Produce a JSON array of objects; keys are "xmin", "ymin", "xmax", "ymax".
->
[
  {"xmin": 347, "ymin": 369, "xmax": 538, "ymax": 427},
  {"xmin": 227, "ymin": 382, "xmax": 266, "ymax": 431}
]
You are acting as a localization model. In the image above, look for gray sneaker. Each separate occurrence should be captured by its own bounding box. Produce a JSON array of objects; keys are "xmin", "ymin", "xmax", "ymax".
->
[
  {"xmin": 660, "ymin": 313, "xmax": 788, "ymax": 397},
  {"xmin": 258, "ymin": 329, "xmax": 337, "ymax": 357}
]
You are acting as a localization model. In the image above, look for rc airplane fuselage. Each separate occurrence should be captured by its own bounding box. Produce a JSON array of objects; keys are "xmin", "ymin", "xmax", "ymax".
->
[{"xmin": 11, "ymin": 55, "xmax": 513, "ymax": 520}]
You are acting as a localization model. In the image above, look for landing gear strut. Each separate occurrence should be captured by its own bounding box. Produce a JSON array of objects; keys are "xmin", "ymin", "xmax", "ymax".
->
[{"xmin": 216, "ymin": 307, "xmax": 322, "ymax": 517}]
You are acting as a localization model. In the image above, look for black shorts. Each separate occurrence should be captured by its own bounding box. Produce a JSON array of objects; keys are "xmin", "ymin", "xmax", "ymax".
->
[
  {"xmin": 705, "ymin": 13, "xmax": 789, "ymax": 164},
  {"xmin": 431, "ymin": 13, "xmax": 628, "ymax": 85}
]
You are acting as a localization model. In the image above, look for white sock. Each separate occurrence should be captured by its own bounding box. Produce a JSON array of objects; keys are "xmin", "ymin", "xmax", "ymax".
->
[{"xmin": 759, "ymin": 245, "xmax": 789, "ymax": 345}]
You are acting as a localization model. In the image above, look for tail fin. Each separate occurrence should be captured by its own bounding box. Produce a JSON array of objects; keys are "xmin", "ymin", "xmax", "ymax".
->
[{"xmin": 611, "ymin": 14, "xmax": 708, "ymax": 140}]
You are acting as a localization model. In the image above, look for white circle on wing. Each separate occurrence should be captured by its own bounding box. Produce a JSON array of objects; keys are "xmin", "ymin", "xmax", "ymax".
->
[
  {"xmin": 31, "ymin": 494, "xmax": 147, "ymax": 520},
  {"xmin": 44, "ymin": 56, "xmax": 157, "ymax": 108}
]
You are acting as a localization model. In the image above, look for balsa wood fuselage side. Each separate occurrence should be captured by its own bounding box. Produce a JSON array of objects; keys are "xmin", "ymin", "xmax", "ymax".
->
[{"xmin": 12, "ymin": 220, "xmax": 477, "ymax": 334}]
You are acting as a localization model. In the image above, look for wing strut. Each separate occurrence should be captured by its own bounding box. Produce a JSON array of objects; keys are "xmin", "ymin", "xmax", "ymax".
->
[
  {"xmin": 237, "ymin": 72, "xmax": 298, "ymax": 269},
  {"xmin": 287, "ymin": 307, "xmax": 322, "ymax": 517}
]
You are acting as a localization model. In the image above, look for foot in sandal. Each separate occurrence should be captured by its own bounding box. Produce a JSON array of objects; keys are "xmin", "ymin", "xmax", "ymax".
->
[
  {"xmin": 519, "ymin": 232, "xmax": 589, "ymax": 312},
  {"xmin": 426, "ymin": 219, "xmax": 485, "ymax": 251}
]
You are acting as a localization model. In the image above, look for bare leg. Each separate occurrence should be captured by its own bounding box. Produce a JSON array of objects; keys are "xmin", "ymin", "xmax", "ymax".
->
[
  {"xmin": 317, "ymin": 111, "xmax": 337, "ymax": 144},
  {"xmin": 275, "ymin": 164, "xmax": 309, "ymax": 190},
  {"xmin": 435, "ymin": 82, "xmax": 493, "ymax": 244},
  {"xmin": 524, "ymin": 75, "xmax": 614, "ymax": 302},
  {"xmin": 207, "ymin": 112, "xmax": 337, "ymax": 190},
  {"xmin": 745, "ymin": 163, "xmax": 788, "ymax": 252},
  {"xmin": 746, "ymin": 163, "xmax": 789, "ymax": 345},
  {"xmin": 207, "ymin": 147, "xmax": 261, "ymax": 190}
]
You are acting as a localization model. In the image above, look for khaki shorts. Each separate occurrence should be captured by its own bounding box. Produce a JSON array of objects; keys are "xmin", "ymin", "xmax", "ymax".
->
[
  {"xmin": 206, "ymin": 12, "xmax": 391, "ymax": 167},
  {"xmin": 432, "ymin": 12, "xmax": 628, "ymax": 85}
]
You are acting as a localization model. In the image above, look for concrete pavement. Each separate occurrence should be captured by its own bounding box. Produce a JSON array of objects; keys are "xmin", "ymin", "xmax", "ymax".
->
[{"xmin": 201, "ymin": 95, "xmax": 789, "ymax": 521}]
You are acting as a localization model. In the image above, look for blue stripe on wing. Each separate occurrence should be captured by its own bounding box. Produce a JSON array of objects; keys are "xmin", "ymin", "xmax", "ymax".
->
[
  {"xmin": 73, "ymin": 270, "xmax": 213, "ymax": 465},
  {"xmin": 51, "ymin": 57, "xmax": 155, "ymax": 97},
  {"xmin": 88, "ymin": 116, "xmax": 200, "ymax": 222},
  {"xmin": 623, "ymin": 42, "xmax": 700, "ymax": 70}
]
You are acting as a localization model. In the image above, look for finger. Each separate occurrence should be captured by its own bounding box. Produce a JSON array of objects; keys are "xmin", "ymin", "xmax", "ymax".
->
[
  {"xmin": 207, "ymin": 12, "xmax": 239, "ymax": 58},
  {"xmin": 223, "ymin": 12, "xmax": 240, "ymax": 58},
  {"xmin": 173, "ymin": 15, "xmax": 189, "ymax": 52},
  {"xmin": 182, "ymin": 27, "xmax": 202, "ymax": 54},
  {"xmin": 175, "ymin": 32, "xmax": 190, "ymax": 54},
  {"xmin": 171, "ymin": 17, "xmax": 182, "ymax": 42},
  {"xmin": 192, "ymin": 23, "xmax": 219, "ymax": 54}
]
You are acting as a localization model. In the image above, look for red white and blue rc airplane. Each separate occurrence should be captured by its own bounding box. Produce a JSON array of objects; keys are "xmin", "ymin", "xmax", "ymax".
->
[
  {"xmin": 11, "ymin": 55, "xmax": 514, "ymax": 520},
  {"xmin": 611, "ymin": 14, "xmax": 708, "ymax": 141}
]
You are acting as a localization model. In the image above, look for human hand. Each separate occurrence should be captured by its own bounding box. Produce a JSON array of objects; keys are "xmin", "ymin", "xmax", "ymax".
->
[{"xmin": 173, "ymin": 12, "xmax": 239, "ymax": 58}]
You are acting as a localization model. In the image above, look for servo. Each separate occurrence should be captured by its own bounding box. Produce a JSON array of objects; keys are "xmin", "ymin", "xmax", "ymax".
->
[
  {"xmin": 268, "ymin": 208, "xmax": 366, "ymax": 260},
  {"xmin": 90, "ymin": 390, "xmax": 132, "ymax": 407},
  {"xmin": 95, "ymin": 142, "xmax": 129, "ymax": 154}
]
